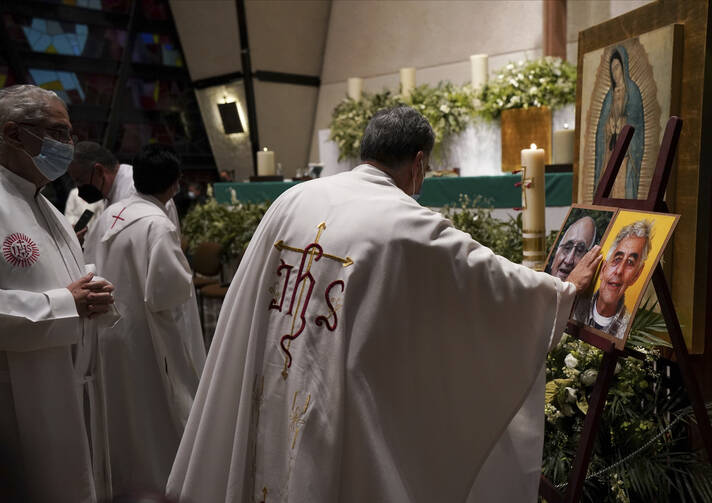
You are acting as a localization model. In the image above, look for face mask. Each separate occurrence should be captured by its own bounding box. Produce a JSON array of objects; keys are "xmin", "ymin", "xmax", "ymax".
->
[
  {"xmin": 21, "ymin": 127, "xmax": 74, "ymax": 181},
  {"xmin": 78, "ymin": 166, "xmax": 105, "ymax": 203},
  {"xmin": 78, "ymin": 183, "xmax": 104, "ymax": 204}
]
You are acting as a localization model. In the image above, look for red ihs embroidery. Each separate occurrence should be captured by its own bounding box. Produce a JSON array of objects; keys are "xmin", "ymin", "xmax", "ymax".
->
[
  {"xmin": 314, "ymin": 280, "xmax": 344, "ymax": 331},
  {"xmin": 3, "ymin": 233, "xmax": 40, "ymax": 268},
  {"xmin": 268, "ymin": 222, "xmax": 352, "ymax": 379}
]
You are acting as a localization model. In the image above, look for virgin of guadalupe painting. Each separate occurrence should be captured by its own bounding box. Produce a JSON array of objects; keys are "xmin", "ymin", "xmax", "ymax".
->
[
  {"xmin": 577, "ymin": 25, "xmax": 679, "ymax": 203},
  {"xmin": 594, "ymin": 47, "xmax": 645, "ymax": 198}
]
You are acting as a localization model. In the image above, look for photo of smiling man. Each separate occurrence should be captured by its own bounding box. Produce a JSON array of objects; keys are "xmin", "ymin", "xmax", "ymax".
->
[{"xmin": 572, "ymin": 209, "xmax": 679, "ymax": 347}]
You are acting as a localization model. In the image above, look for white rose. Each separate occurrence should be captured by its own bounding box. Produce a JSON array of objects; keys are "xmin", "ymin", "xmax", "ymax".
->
[
  {"xmin": 564, "ymin": 386, "xmax": 578, "ymax": 403},
  {"xmin": 580, "ymin": 368, "xmax": 598, "ymax": 386},
  {"xmin": 564, "ymin": 353, "xmax": 579, "ymax": 368}
]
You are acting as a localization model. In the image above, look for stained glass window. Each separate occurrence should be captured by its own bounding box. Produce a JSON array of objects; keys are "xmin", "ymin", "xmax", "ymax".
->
[
  {"xmin": 133, "ymin": 33, "xmax": 182, "ymax": 66},
  {"xmin": 39, "ymin": 0, "xmax": 130, "ymax": 13},
  {"xmin": 3, "ymin": 14, "xmax": 127, "ymax": 60}
]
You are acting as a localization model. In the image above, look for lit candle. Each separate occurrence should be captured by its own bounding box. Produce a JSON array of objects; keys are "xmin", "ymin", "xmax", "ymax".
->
[
  {"xmin": 470, "ymin": 54, "xmax": 488, "ymax": 89},
  {"xmin": 520, "ymin": 143, "xmax": 547, "ymax": 270},
  {"xmin": 400, "ymin": 67, "xmax": 416, "ymax": 98},
  {"xmin": 552, "ymin": 123, "xmax": 575, "ymax": 165},
  {"xmin": 347, "ymin": 77, "xmax": 363, "ymax": 102},
  {"xmin": 257, "ymin": 147, "xmax": 276, "ymax": 176}
]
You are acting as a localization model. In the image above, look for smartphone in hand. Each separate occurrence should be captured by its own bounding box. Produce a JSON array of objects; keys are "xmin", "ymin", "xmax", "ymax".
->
[{"xmin": 74, "ymin": 209, "xmax": 94, "ymax": 232}]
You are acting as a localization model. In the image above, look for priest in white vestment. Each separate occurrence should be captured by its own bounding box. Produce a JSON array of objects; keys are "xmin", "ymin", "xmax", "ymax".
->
[
  {"xmin": 86, "ymin": 144, "xmax": 205, "ymax": 496},
  {"xmin": 67, "ymin": 141, "xmax": 180, "ymax": 245},
  {"xmin": 167, "ymin": 106, "xmax": 601, "ymax": 502},
  {"xmin": 0, "ymin": 85, "xmax": 115, "ymax": 502}
]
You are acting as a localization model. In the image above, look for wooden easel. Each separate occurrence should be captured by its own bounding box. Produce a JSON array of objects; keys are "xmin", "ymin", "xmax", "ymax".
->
[{"xmin": 539, "ymin": 117, "xmax": 712, "ymax": 503}]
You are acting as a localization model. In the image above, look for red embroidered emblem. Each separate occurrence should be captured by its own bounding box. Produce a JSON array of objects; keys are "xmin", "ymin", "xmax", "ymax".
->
[
  {"xmin": 269, "ymin": 222, "xmax": 353, "ymax": 379},
  {"xmin": 3, "ymin": 233, "xmax": 40, "ymax": 268}
]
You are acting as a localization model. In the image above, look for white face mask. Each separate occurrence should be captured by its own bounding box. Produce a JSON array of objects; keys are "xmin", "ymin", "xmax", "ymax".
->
[{"xmin": 21, "ymin": 127, "xmax": 74, "ymax": 181}]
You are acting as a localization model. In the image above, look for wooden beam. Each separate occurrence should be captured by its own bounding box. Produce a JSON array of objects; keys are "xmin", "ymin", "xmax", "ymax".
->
[
  {"xmin": 102, "ymin": 0, "xmax": 139, "ymax": 149},
  {"xmin": 236, "ymin": 0, "xmax": 259, "ymax": 175},
  {"xmin": 543, "ymin": 0, "xmax": 567, "ymax": 59}
]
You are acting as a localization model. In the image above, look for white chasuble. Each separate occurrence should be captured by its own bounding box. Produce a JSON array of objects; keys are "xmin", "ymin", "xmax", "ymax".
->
[
  {"xmin": 0, "ymin": 165, "xmax": 104, "ymax": 502},
  {"xmin": 167, "ymin": 164, "xmax": 576, "ymax": 503},
  {"xmin": 86, "ymin": 194, "xmax": 204, "ymax": 495}
]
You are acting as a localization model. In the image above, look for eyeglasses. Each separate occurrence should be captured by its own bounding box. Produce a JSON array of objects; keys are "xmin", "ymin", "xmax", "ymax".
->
[
  {"xmin": 558, "ymin": 241, "xmax": 588, "ymax": 258},
  {"xmin": 19, "ymin": 122, "xmax": 78, "ymax": 144}
]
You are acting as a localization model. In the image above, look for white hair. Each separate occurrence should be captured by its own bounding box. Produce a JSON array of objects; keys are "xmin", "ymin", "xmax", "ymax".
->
[
  {"xmin": 606, "ymin": 219, "xmax": 653, "ymax": 265},
  {"xmin": 0, "ymin": 85, "xmax": 66, "ymax": 133}
]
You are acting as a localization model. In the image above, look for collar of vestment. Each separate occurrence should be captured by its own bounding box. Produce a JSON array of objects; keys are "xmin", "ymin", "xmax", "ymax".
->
[
  {"xmin": 107, "ymin": 163, "xmax": 133, "ymax": 204},
  {"xmin": 352, "ymin": 163, "xmax": 399, "ymax": 187},
  {"xmin": 100, "ymin": 193, "xmax": 173, "ymax": 243},
  {"xmin": 0, "ymin": 163, "xmax": 40, "ymax": 199}
]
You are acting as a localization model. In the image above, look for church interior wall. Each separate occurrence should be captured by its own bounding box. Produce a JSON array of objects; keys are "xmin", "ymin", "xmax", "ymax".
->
[{"xmin": 309, "ymin": 0, "xmax": 653, "ymax": 163}]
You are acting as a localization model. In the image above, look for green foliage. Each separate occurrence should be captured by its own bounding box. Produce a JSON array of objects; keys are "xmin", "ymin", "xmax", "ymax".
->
[
  {"xmin": 329, "ymin": 82, "xmax": 478, "ymax": 163},
  {"xmin": 328, "ymin": 90, "xmax": 400, "ymax": 161},
  {"xmin": 445, "ymin": 195, "xmax": 712, "ymax": 501},
  {"xmin": 477, "ymin": 56, "xmax": 577, "ymax": 120},
  {"xmin": 443, "ymin": 195, "xmax": 523, "ymax": 263},
  {"xmin": 181, "ymin": 196, "xmax": 270, "ymax": 260}
]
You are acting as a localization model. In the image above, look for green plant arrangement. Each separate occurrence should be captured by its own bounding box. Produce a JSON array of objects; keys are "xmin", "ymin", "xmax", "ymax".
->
[
  {"xmin": 181, "ymin": 196, "xmax": 270, "ymax": 261},
  {"xmin": 328, "ymin": 90, "xmax": 400, "ymax": 161},
  {"xmin": 477, "ymin": 56, "xmax": 577, "ymax": 120},
  {"xmin": 445, "ymin": 196, "xmax": 712, "ymax": 502},
  {"xmin": 328, "ymin": 82, "xmax": 478, "ymax": 163}
]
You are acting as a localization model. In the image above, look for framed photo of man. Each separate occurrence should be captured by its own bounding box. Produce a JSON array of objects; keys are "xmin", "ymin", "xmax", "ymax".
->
[
  {"xmin": 571, "ymin": 209, "xmax": 679, "ymax": 349},
  {"xmin": 545, "ymin": 204, "xmax": 617, "ymax": 282}
]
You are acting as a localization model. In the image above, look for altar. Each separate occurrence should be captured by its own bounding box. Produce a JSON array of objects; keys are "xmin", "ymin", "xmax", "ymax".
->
[{"xmin": 214, "ymin": 172, "xmax": 573, "ymax": 232}]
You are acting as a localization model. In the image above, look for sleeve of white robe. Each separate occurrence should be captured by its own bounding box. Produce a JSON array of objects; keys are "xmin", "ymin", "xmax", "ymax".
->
[
  {"xmin": 143, "ymin": 228, "xmax": 198, "ymax": 429},
  {"xmin": 0, "ymin": 287, "xmax": 80, "ymax": 351}
]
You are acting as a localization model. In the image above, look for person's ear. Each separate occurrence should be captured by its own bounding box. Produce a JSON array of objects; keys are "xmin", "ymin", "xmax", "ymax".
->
[{"xmin": 1, "ymin": 122, "xmax": 23, "ymax": 149}]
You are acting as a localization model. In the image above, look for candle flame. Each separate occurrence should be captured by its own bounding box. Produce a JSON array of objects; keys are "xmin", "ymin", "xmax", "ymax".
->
[
  {"xmin": 530, "ymin": 143, "xmax": 537, "ymax": 149},
  {"xmin": 564, "ymin": 123, "xmax": 570, "ymax": 129},
  {"xmin": 263, "ymin": 147, "xmax": 268, "ymax": 151}
]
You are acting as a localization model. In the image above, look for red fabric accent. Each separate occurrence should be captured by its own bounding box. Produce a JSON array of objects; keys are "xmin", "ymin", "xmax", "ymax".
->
[
  {"xmin": 315, "ymin": 280, "xmax": 345, "ymax": 332},
  {"xmin": 268, "ymin": 259, "xmax": 293, "ymax": 312},
  {"xmin": 2, "ymin": 232, "xmax": 40, "ymax": 268},
  {"xmin": 280, "ymin": 242, "xmax": 323, "ymax": 368},
  {"xmin": 110, "ymin": 207, "xmax": 128, "ymax": 229}
]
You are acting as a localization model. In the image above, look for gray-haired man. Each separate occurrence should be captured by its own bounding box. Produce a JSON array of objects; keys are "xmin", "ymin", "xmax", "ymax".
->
[{"xmin": 573, "ymin": 219, "xmax": 652, "ymax": 339}]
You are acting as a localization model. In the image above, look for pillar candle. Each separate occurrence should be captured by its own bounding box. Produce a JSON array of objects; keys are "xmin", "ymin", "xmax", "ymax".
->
[
  {"xmin": 552, "ymin": 123, "xmax": 575, "ymax": 164},
  {"xmin": 400, "ymin": 67, "xmax": 416, "ymax": 98},
  {"xmin": 521, "ymin": 143, "xmax": 547, "ymax": 270},
  {"xmin": 347, "ymin": 77, "xmax": 363, "ymax": 102},
  {"xmin": 470, "ymin": 54, "xmax": 488, "ymax": 89},
  {"xmin": 257, "ymin": 147, "xmax": 276, "ymax": 176}
]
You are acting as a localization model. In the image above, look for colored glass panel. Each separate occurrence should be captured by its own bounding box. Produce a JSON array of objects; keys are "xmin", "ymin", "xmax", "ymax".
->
[
  {"xmin": 133, "ymin": 32, "xmax": 182, "ymax": 66},
  {"xmin": 3, "ymin": 14, "xmax": 127, "ymax": 60},
  {"xmin": 37, "ymin": 0, "xmax": 130, "ymax": 13}
]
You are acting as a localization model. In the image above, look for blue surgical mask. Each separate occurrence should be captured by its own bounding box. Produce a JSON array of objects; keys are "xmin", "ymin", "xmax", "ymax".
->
[{"xmin": 22, "ymin": 127, "xmax": 75, "ymax": 181}]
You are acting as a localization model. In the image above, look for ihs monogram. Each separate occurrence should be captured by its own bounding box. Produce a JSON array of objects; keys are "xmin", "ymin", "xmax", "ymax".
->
[{"xmin": 268, "ymin": 222, "xmax": 353, "ymax": 379}]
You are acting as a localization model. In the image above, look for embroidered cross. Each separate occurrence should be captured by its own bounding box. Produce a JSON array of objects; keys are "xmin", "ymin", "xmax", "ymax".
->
[
  {"xmin": 110, "ymin": 207, "xmax": 127, "ymax": 229},
  {"xmin": 289, "ymin": 391, "xmax": 311, "ymax": 449},
  {"xmin": 269, "ymin": 222, "xmax": 354, "ymax": 379}
]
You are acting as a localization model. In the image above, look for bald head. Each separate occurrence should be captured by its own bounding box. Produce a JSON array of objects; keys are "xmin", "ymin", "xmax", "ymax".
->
[{"xmin": 550, "ymin": 216, "xmax": 596, "ymax": 281}]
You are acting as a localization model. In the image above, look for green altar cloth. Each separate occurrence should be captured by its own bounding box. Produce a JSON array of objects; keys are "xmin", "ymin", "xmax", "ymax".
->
[{"xmin": 214, "ymin": 172, "xmax": 572, "ymax": 208}]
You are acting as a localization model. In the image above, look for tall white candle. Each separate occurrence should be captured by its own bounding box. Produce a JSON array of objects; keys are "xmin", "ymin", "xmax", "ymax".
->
[
  {"xmin": 347, "ymin": 77, "xmax": 363, "ymax": 102},
  {"xmin": 552, "ymin": 123, "xmax": 575, "ymax": 164},
  {"xmin": 520, "ymin": 143, "xmax": 547, "ymax": 270},
  {"xmin": 400, "ymin": 67, "xmax": 416, "ymax": 98},
  {"xmin": 257, "ymin": 147, "xmax": 276, "ymax": 176},
  {"xmin": 470, "ymin": 54, "xmax": 488, "ymax": 89}
]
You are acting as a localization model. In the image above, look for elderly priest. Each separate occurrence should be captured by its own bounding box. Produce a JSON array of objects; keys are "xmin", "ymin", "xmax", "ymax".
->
[
  {"xmin": 167, "ymin": 106, "xmax": 601, "ymax": 502},
  {"xmin": 0, "ymin": 85, "xmax": 115, "ymax": 502}
]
